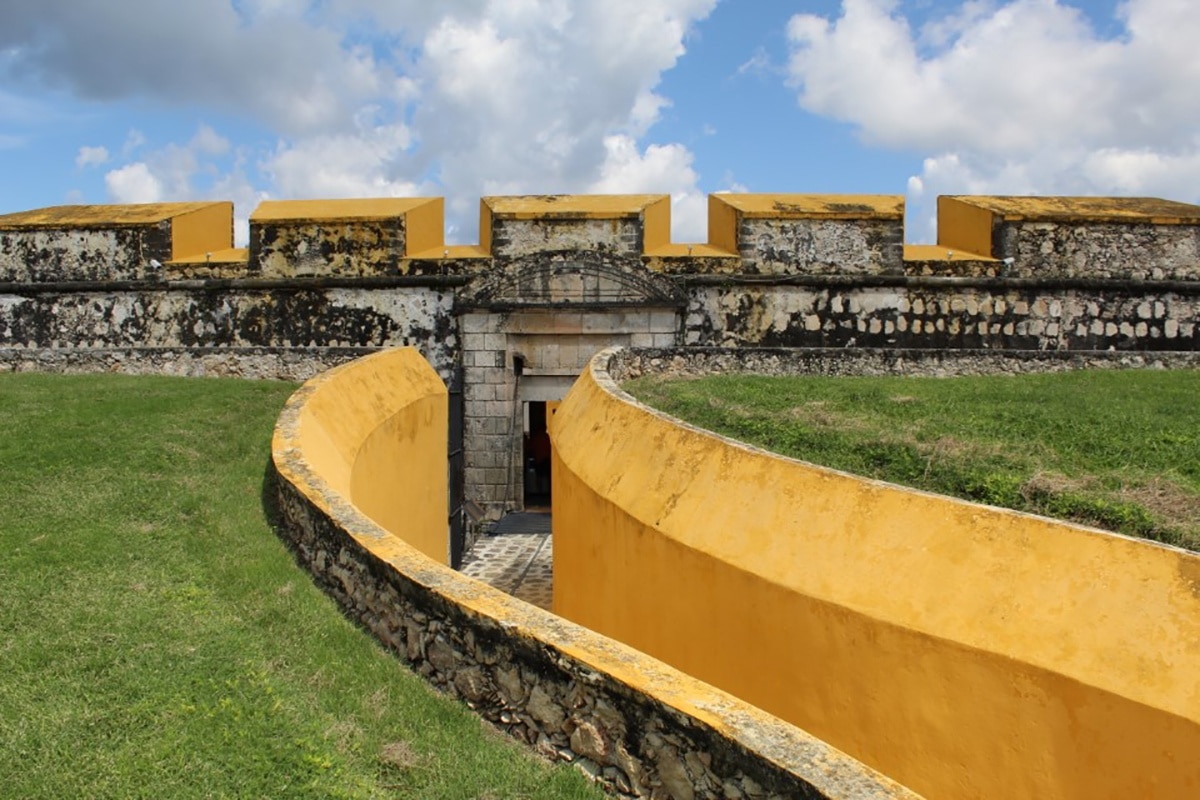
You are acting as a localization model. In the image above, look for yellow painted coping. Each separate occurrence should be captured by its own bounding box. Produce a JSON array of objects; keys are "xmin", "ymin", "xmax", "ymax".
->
[
  {"xmin": 481, "ymin": 194, "xmax": 670, "ymax": 219},
  {"xmin": 271, "ymin": 346, "xmax": 915, "ymax": 799},
  {"xmin": 167, "ymin": 247, "xmax": 249, "ymax": 266},
  {"xmin": 251, "ymin": 197, "xmax": 439, "ymax": 222},
  {"xmin": 0, "ymin": 201, "xmax": 227, "ymax": 228},
  {"xmin": 408, "ymin": 244, "xmax": 492, "ymax": 260},
  {"xmin": 551, "ymin": 348, "xmax": 1200, "ymax": 799},
  {"xmin": 943, "ymin": 195, "xmax": 1200, "ymax": 225},
  {"xmin": 902, "ymin": 244, "xmax": 995, "ymax": 262},
  {"xmin": 712, "ymin": 194, "xmax": 905, "ymax": 219},
  {"xmin": 645, "ymin": 242, "xmax": 740, "ymax": 258}
]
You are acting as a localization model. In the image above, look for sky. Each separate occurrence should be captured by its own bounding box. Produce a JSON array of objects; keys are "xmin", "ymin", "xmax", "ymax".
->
[{"xmin": 1, "ymin": 0, "xmax": 1197, "ymax": 245}]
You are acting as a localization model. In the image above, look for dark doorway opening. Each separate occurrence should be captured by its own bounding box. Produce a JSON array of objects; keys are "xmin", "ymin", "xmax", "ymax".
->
[{"xmin": 523, "ymin": 401, "xmax": 552, "ymax": 510}]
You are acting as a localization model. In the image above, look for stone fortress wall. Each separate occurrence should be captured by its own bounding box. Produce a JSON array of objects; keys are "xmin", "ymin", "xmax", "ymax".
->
[{"xmin": 3, "ymin": 192, "xmax": 1199, "ymax": 524}]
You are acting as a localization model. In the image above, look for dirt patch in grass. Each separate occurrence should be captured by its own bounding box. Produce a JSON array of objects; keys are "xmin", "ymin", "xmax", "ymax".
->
[
  {"xmin": 379, "ymin": 740, "xmax": 423, "ymax": 771},
  {"xmin": 1119, "ymin": 478, "xmax": 1200, "ymax": 548}
]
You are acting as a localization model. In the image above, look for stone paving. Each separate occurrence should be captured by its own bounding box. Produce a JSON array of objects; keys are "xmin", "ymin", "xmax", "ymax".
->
[{"xmin": 461, "ymin": 530, "xmax": 553, "ymax": 610}]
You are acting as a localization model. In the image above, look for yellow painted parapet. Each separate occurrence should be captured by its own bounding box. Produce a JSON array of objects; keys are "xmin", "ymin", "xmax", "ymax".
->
[
  {"xmin": 279, "ymin": 347, "xmax": 449, "ymax": 563},
  {"xmin": 0, "ymin": 201, "xmax": 233, "ymax": 282},
  {"xmin": 271, "ymin": 347, "xmax": 914, "ymax": 799},
  {"xmin": 551, "ymin": 348, "xmax": 1200, "ymax": 799},
  {"xmin": 7, "ymin": 193, "xmax": 1198, "ymax": 281},
  {"xmin": 709, "ymin": 193, "xmax": 905, "ymax": 252}
]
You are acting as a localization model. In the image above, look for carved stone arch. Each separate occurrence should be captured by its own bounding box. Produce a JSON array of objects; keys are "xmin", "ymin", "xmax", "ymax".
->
[{"xmin": 463, "ymin": 250, "xmax": 684, "ymax": 310}]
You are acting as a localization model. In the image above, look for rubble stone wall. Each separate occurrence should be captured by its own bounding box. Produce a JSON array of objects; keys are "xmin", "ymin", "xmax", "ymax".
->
[
  {"xmin": 606, "ymin": 346, "xmax": 1200, "ymax": 382},
  {"xmin": 997, "ymin": 221, "xmax": 1200, "ymax": 280},
  {"xmin": 683, "ymin": 282, "xmax": 1200, "ymax": 351},
  {"xmin": 0, "ymin": 225, "xmax": 173, "ymax": 283},
  {"xmin": 490, "ymin": 217, "xmax": 646, "ymax": 260},
  {"xmin": 0, "ymin": 285, "xmax": 460, "ymax": 379},
  {"xmin": 735, "ymin": 218, "xmax": 903, "ymax": 276}
]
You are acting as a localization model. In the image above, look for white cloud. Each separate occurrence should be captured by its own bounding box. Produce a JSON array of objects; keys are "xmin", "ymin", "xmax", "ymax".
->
[
  {"xmin": 121, "ymin": 129, "xmax": 146, "ymax": 158},
  {"xmin": 786, "ymin": 0, "xmax": 1200, "ymax": 241},
  {"xmin": 589, "ymin": 134, "xmax": 706, "ymax": 241},
  {"xmin": 8, "ymin": 1, "xmax": 718, "ymax": 244},
  {"xmin": 190, "ymin": 125, "xmax": 229, "ymax": 157},
  {"xmin": 75, "ymin": 145, "xmax": 109, "ymax": 168},
  {"xmin": 264, "ymin": 123, "xmax": 422, "ymax": 199},
  {"xmin": 105, "ymin": 162, "xmax": 162, "ymax": 203}
]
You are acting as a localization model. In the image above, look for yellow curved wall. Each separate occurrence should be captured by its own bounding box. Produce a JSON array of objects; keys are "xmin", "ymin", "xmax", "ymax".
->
[
  {"xmin": 291, "ymin": 347, "xmax": 448, "ymax": 563},
  {"xmin": 551, "ymin": 353, "xmax": 1200, "ymax": 799},
  {"xmin": 271, "ymin": 349, "xmax": 915, "ymax": 799}
]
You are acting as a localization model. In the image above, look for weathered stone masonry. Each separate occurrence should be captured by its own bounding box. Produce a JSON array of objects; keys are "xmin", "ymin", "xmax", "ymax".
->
[{"xmin": 2, "ymin": 192, "xmax": 1199, "ymax": 522}]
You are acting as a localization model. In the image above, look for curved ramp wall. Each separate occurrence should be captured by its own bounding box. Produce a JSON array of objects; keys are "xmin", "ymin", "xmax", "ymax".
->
[
  {"xmin": 551, "ymin": 348, "xmax": 1200, "ymax": 799},
  {"xmin": 289, "ymin": 347, "xmax": 449, "ymax": 563},
  {"xmin": 271, "ymin": 347, "xmax": 914, "ymax": 800}
]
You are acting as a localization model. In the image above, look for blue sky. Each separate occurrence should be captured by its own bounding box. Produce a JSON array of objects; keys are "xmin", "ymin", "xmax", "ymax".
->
[{"xmin": 2, "ymin": 0, "xmax": 1197, "ymax": 245}]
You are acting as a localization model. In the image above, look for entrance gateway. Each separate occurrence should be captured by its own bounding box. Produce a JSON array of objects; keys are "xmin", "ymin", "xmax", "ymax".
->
[{"xmin": 457, "ymin": 258, "xmax": 684, "ymax": 523}]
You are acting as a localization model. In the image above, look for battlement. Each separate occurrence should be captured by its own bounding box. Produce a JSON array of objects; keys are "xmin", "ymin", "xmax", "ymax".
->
[{"xmin": 3, "ymin": 192, "xmax": 1198, "ymax": 283}]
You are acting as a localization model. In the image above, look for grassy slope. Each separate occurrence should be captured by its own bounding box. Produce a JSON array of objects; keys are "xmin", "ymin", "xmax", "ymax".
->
[
  {"xmin": 0, "ymin": 373, "xmax": 601, "ymax": 800},
  {"xmin": 625, "ymin": 369, "xmax": 1200, "ymax": 551}
]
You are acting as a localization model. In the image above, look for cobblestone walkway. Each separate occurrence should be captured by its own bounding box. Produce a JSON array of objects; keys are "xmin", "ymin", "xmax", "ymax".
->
[{"xmin": 461, "ymin": 531, "xmax": 553, "ymax": 610}]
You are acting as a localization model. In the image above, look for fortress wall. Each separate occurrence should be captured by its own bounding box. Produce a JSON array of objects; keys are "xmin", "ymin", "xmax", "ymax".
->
[
  {"xmin": 606, "ymin": 346, "xmax": 1200, "ymax": 383},
  {"xmin": 271, "ymin": 346, "xmax": 915, "ymax": 800},
  {"xmin": 2, "ymin": 193, "xmax": 1197, "ymax": 520},
  {"xmin": 996, "ymin": 220, "xmax": 1200, "ymax": 280},
  {"xmin": 551, "ymin": 347, "xmax": 1200, "ymax": 799}
]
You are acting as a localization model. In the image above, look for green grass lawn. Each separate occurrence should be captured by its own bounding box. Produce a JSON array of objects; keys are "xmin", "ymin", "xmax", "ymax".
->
[
  {"xmin": 0, "ymin": 373, "xmax": 602, "ymax": 800},
  {"xmin": 625, "ymin": 369, "xmax": 1200, "ymax": 551}
]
